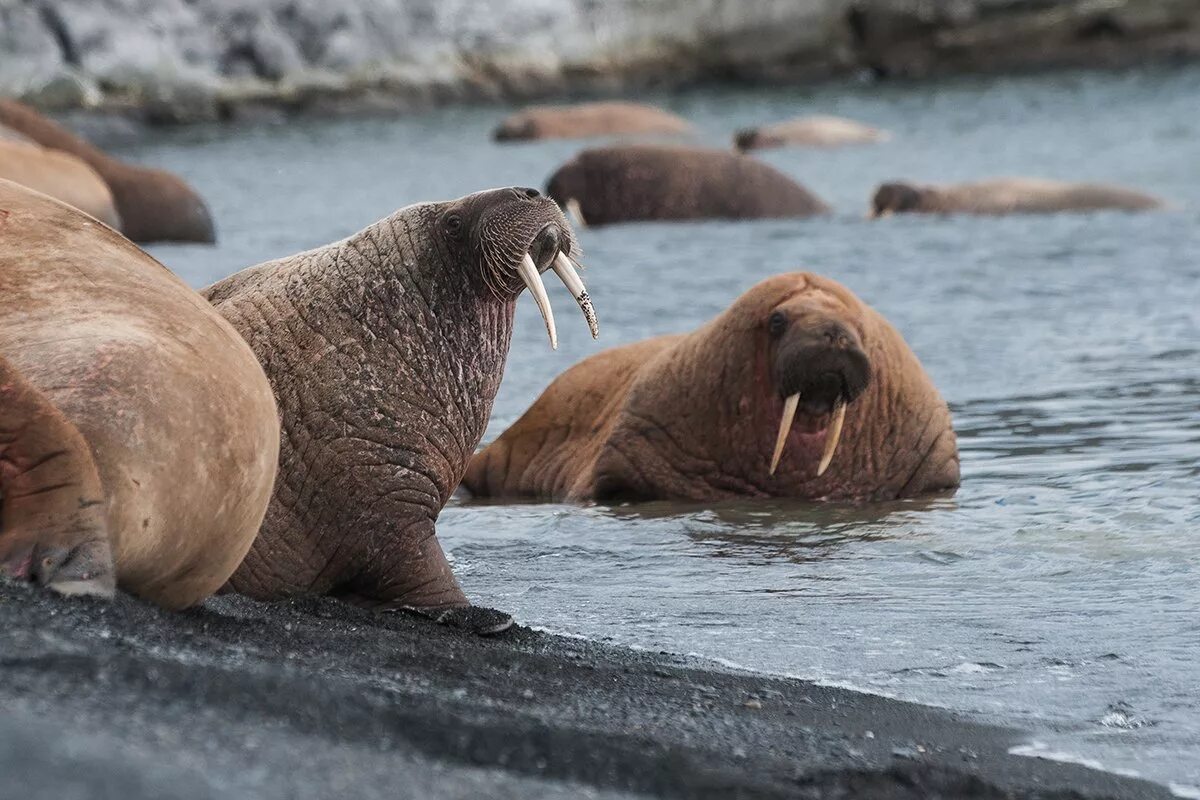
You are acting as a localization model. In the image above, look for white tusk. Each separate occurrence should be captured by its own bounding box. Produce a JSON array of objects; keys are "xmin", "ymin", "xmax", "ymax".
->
[
  {"xmin": 565, "ymin": 198, "xmax": 587, "ymax": 229},
  {"xmin": 553, "ymin": 252, "xmax": 598, "ymax": 339},
  {"xmin": 769, "ymin": 393, "xmax": 799, "ymax": 476},
  {"xmin": 817, "ymin": 402, "xmax": 847, "ymax": 477},
  {"xmin": 518, "ymin": 253, "xmax": 557, "ymax": 350}
]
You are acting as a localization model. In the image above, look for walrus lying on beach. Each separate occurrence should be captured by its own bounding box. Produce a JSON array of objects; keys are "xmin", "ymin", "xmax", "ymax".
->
[
  {"xmin": 204, "ymin": 187, "xmax": 596, "ymax": 630},
  {"xmin": 870, "ymin": 178, "xmax": 1164, "ymax": 216},
  {"xmin": 464, "ymin": 273, "xmax": 959, "ymax": 503},
  {"xmin": 493, "ymin": 101, "xmax": 691, "ymax": 142},
  {"xmin": 547, "ymin": 144, "xmax": 830, "ymax": 226},
  {"xmin": 0, "ymin": 138, "xmax": 122, "ymax": 229},
  {"xmin": 0, "ymin": 99, "xmax": 216, "ymax": 243},
  {"xmin": 0, "ymin": 180, "xmax": 279, "ymax": 608},
  {"xmin": 735, "ymin": 115, "xmax": 890, "ymax": 151}
]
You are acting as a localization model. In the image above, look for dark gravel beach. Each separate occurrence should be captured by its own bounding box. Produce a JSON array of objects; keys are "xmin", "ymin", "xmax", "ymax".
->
[{"xmin": 0, "ymin": 583, "xmax": 1173, "ymax": 799}]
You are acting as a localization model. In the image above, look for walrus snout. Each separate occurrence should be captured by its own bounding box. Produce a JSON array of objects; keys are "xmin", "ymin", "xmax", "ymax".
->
[
  {"xmin": 527, "ymin": 223, "xmax": 562, "ymax": 271},
  {"xmin": 870, "ymin": 182, "xmax": 923, "ymax": 218}
]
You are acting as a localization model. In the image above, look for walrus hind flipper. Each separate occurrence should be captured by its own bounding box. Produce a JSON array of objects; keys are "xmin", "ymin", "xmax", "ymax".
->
[{"xmin": 395, "ymin": 604, "xmax": 515, "ymax": 637}]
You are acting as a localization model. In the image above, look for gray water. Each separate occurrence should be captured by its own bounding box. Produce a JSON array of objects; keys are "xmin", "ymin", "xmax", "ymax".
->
[{"xmin": 142, "ymin": 67, "xmax": 1199, "ymax": 791}]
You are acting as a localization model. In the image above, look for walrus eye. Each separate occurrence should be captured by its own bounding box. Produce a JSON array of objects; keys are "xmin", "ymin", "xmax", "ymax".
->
[
  {"xmin": 768, "ymin": 311, "xmax": 788, "ymax": 337},
  {"xmin": 443, "ymin": 213, "xmax": 464, "ymax": 240}
]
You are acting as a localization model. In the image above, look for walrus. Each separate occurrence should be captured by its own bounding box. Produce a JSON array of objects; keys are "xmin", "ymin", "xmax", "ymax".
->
[
  {"xmin": 870, "ymin": 178, "xmax": 1164, "ymax": 216},
  {"xmin": 546, "ymin": 145, "xmax": 830, "ymax": 227},
  {"xmin": 203, "ymin": 187, "xmax": 596, "ymax": 630},
  {"xmin": 493, "ymin": 101, "xmax": 691, "ymax": 142},
  {"xmin": 464, "ymin": 272, "xmax": 959, "ymax": 503},
  {"xmin": 0, "ymin": 138, "xmax": 122, "ymax": 229},
  {"xmin": 0, "ymin": 99, "xmax": 215, "ymax": 243},
  {"xmin": 735, "ymin": 115, "xmax": 890, "ymax": 151},
  {"xmin": 0, "ymin": 179, "xmax": 279, "ymax": 609}
]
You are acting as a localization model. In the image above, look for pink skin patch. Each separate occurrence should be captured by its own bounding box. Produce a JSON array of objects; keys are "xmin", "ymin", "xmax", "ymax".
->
[{"xmin": 2, "ymin": 552, "xmax": 33, "ymax": 580}]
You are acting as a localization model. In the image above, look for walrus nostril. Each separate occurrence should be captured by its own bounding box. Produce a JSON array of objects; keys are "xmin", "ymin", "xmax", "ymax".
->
[{"xmin": 516, "ymin": 187, "xmax": 542, "ymax": 199}]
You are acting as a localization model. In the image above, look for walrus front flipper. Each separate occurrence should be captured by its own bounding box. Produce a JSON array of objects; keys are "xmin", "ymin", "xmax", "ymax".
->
[
  {"xmin": 0, "ymin": 355, "xmax": 114, "ymax": 598},
  {"xmin": 396, "ymin": 604, "xmax": 515, "ymax": 637}
]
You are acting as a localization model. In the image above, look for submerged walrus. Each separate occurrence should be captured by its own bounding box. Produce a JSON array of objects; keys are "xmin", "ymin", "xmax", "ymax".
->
[
  {"xmin": 547, "ymin": 144, "xmax": 830, "ymax": 226},
  {"xmin": 0, "ymin": 180, "xmax": 279, "ymax": 608},
  {"xmin": 464, "ymin": 273, "xmax": 959, "ymax": 503},
  {"xmin": 870, "ymin": 178, "xmax": 1164, "ymax": 217},
  {"xmin": 204, "ymin": 187, "xmax": 596, "ymax": 629},
  {"xmin": 0, "ymin": 139, "xmax": 122, "ymax": 229},
  {"xmin": 0, "ymin": 99, "xmax": 215, "ymax": 243},
  {"xmin": 493, "ymin": 101, "xmax": 691, "ymax": 142},
  {"xmin": 735, "ymin": 115, "xmax": 890, "ymax": 151}
]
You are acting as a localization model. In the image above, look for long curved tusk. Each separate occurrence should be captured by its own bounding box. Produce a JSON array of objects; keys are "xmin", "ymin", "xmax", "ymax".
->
[
  {"xmin": 817, "ymin": 402, "xmax": 847, "ymax": 477},
  {"xmin": 769, "ymin": 393, "xmax": 800, "ymax": 476},
  {"xmin": 564, "ymin": 198, "xmax": 587, "ymax": 229},
  {"xmin": 518, "ymin": 253, "xmax": 557, "ymax": 350},
  {"xmin": 553, "ymin": 252, "xmax": 598, "ymax": 339}
]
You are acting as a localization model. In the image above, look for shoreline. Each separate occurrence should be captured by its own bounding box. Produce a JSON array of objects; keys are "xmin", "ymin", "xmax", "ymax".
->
[{"xmin": 0, "ymin": 582, "xmax": 1176, "ymax": 799}]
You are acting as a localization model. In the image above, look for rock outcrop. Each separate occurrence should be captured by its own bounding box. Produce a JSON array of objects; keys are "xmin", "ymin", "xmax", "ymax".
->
[{"xmin": 1, "ymin": 0, "xmax": 1197, "ymax": 121}]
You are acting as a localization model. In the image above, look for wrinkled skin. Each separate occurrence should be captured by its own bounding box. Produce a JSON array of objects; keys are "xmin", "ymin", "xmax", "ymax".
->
[
  {"xmin": 465, "ymin": 273, "xmax": 959, "ymax": 503},
  {"xmin": 0, "ymin": 180, "xmax": 279, "ymax": 608},
  {"xmin": 735, "ymin": 115, "xmax": 889, "ymax": 151},
  {"xmin": 0, "ymin": 139, "xmax": 122, "ymax": 229},
  {"xmin": 871, "ymin": 178, "xmax": 1164, "ymax": 216},
  {"xmin": 493, "ymin": 101, "xmax": 691, "ymax": 142},
  {"xmin": 204, "ymin": 188, "xmax": 582, "ymax": 613},
  {"xmin": 0, "ymin": 100, "xmax": 215, "ymax": 243},
  {"xmin": 547, "ymin": 144, "xmax": 830, "ymax": 226}
]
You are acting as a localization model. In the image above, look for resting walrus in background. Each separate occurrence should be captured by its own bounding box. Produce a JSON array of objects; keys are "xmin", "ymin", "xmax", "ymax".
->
[
  {"xmin": 493, "ymin": 101, "xmax": 691, "ymax": 142},
  {"xmin": 465, "ymin": 272, "xmax": 959, "ymax": 503},
  {"xmin": 204, "ymin": 187, "xmax": 596, "ymax": 632},
  {"xmin": 0, "ymin": 99, "xmax": 215, "ymax": 243},
  {"xmin": 547, "ymin": 144, "xmax": 830, "ymax": 226},
  {"xmin": 0, "ymin": 139, "xmax": 122, "ymax": 229},
  {"xmin": 0, "ymin": 180, "xmax": 279, "ymax": 609},
  {"xmin": 870, "ymin": 178, "xmax": 1164, "ymax": 216},
  {"xmin": 735, "ymin": 115, "xmax": 890, "ymax": 151}
]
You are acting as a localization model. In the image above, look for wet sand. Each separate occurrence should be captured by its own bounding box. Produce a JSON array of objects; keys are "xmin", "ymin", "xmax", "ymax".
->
[{"xmin": 0, "ymin": 582, "xmax": 1172, "ymax": 799}]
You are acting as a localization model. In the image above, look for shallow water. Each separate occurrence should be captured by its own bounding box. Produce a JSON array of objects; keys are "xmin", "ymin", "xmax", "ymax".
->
[{"xmin": 142, "ymin": 66, "xmax": 1200, "ymax": 789}]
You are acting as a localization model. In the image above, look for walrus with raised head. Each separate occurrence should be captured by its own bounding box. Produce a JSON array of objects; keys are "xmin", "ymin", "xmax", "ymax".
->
[
  {"xmin": 0, "ymin": 138, "xmax": 122, "ymax": 229},
  {"xmin": 547, "ymin": 144, "xmax": 830, "ymax": 227},
  {"xmin": 493, "ymin": 101, "xmax": 691, "ymax": 142},
  {"xmin": 0, "ymin": 180, "xmax": 279, "ymax": 608},
  {"xmin": 0, "ymin": 99, "xmax": 215, "ymax": 243},
  {"xmin": 870, "ymin": 178, "xmax": 1164, "ymax": 216},
  {"xmin": 735, "ymin": 115, "xmax": 890, "ymax": 151},
  {"xmin": 464, "ymin": 273, "xmax": 959, "ymax": 503},
  {"xmin": 204, "ymin": 187, "xmax": 596, "ymax": 631}
]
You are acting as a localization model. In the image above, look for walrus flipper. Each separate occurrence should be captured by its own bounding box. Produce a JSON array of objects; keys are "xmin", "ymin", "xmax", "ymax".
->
[{"xmin": 0, "ymin": 355, "xmax": 114, "ymax": 597}]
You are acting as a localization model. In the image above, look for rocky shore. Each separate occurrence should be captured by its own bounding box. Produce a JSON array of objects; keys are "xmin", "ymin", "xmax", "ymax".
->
[
  {"xmin": 0, "ymin": 582, "xmax": 1176, "ymax": 799},
  {"xmin": 1, "ymin": 0, "xmax": 1198, "ymax": 123}
]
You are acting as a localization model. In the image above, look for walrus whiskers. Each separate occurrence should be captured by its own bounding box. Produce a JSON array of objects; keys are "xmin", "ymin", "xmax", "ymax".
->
[
  {"xmin": 519, "ymin": 253, "xmax": 559, "ymax": 349},
  {"xmin": 553, "ymin": 252, "xmax": 599, "ymax": 339},
  {"xmin": 769, "ymin": 393, "xmax": 800, "ymax": 475},
  {"xmin": 817, "ymin": 402, "xmax": 847, "ymax": 477}
]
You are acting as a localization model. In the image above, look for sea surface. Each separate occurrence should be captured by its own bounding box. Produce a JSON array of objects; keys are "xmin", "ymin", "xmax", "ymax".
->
[{"xmin": 141, "ymin": 66, "xmax": 1200, "ymax": 791}]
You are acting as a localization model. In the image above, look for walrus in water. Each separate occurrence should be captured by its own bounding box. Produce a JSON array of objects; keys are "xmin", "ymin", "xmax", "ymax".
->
[
  {"xmin": 0, "ymin": 139, "xmax": 122, "ymax": 229},
  {"xmin": 870, "ymin": 178, "xmax": 1164, "ymax": 217},
  {"xmin": 493, "ymin": 101, "xmax": 691, "ymax": 142},
  {"xmin": 547, "ymin": 144, "xmax": 830, "ymax": 227},
  {"xmin": 464, "ymin": 272, "xmax": 959, "ymax": 503},
  {"xmin": 204, "ymin": 187, "xmax": 597, "ymax": 632},
  {"xmin": 0, "ymin": 180, "xmax": 279, "ymax": 608},
  {"xmin": 735, "ymin": 115, "xmax": 890, "ymax": 151},
  {"xmin": 0, "ymin": 99, "xmax": 215, "ymax": 243}
]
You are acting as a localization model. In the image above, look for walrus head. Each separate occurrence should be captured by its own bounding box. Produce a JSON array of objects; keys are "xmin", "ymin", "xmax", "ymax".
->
[
  {"xmin": 760, "ymin": 281, "xmax": 872, "ymax": 477},
  {"xmin": 733, "ymin": 129, "xmax": 779, "ymax": 152},
  {"xmin": 441, "ymin": 187, "xmax": 596, "ymax": 348},
  {"xmin": 492, "ymin": 115, "xmax": 538, "ymax": 142},
  {"xmin": 870, "ymin": 182, "xmax": 924, "ymax": 218}
]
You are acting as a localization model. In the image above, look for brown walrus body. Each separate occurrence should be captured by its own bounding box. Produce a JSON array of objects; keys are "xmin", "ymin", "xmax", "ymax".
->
[
  {"xmin": 0, "ymin": 99, "xmax": 215, "ymax": 243},
  {"xmin": 870, "ymin": 178, "xmax": 1164, "ymax": 216},
  {"xmin": 547, "ymin": 145, "xmax": 830, "ymax": 226},
  {"xmin": 735, "ymin": 115, "xmax": 890, "ymax": 151},
  {"xmin": 493, "ymin": 101, "xmax": 691, "ymax": 142},
  {"xmin": 204, "ymin": 187, "xmax": 596, "ymax": 621},
  {"xmin": 465, "ymin": 273, "xmax": 959, "ymax": 503},
  {"xmin": 0, "ymin": 180, "xmax": 279, "ymax": 608},
  {"xmin": 0, "ymin": 139, "xmax": 122, "ymax": 229}
]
